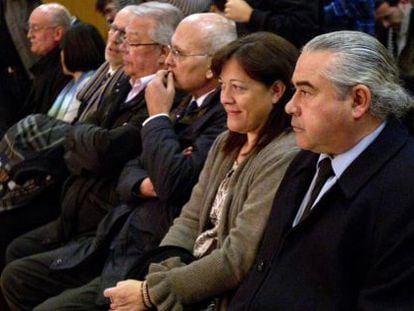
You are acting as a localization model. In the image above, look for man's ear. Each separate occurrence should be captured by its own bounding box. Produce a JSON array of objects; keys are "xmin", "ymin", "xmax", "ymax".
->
[
  {"xmin": 205, "ymin": 56, "xmax": 214, "ymax": 80},
  {"xmin": 158, "ymin": 45, "xmax": 170, "ymax": 65},
  {"xmin": 351, "ymin": 84, "xmax": 371, "ymax": 119},
  {"xmin": 54, "ymin": 26, "xmax": 65, "ymax": 42},
  {"xmin": 206, "ymin": 68, "xmax": 214, "ymax": 79},
  {"xmin": 270, "ymin": 80, "xmax": 286, "ymax": 104}
]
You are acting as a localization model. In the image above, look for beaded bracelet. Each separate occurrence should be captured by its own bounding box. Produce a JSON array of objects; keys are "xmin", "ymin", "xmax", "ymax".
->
[{"xmin": 141, "ymin": 281, "xmax": 154, "ymax": 309}]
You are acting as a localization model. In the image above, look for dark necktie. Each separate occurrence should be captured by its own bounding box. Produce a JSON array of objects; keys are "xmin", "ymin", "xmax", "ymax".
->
[
  {"xmin": 300, "ymin": 158, "xmax": 334, "ymax": 222},
  {"xmin": 176, "ymin": 100, "xmax": 198, "ymax": 121},
  {"xmin": 185, "ymin": 100, "xmax": 198, "ymax": 115}
]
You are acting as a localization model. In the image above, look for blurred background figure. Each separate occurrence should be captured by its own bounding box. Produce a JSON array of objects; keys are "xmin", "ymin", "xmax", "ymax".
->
[
  {"xmin": 375, "ymin": 0, "xmax": 414, "ymax": 92},
  {"xmin": 324, "ymin": 0, "xmax": 375, "ymax": 34},
  {"xmin": 95, "ymin": 0, "xmax": 144, "ymax": 24},
  {"xmin": 47, "ymin": 22, "xmax": 105, "ymax": 123},
  {"xmin": 16, "ymin": 3, "xmax": 73, "ymax": 122}
]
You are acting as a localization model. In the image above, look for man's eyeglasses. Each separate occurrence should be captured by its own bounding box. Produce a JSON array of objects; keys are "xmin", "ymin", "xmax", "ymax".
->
[
  {"xmin": 123, "ymin": 36, "xmax": 160, "ymax": 48},
  {"xmin": 27, "ymin": 24, "xmax": 58, "ymax": 33},
  {"xmin": 108, "ymin": 24, "xmax": 126, "ymax": 37},
  {"xmin": 168, "ymin": 45, "xmax": 210, "ymax": 59}
]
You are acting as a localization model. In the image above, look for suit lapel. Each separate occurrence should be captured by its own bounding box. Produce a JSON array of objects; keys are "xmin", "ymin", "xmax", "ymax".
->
[
  {"xmin": 174, "ymin": 88, "xmax": 221, "ymax": 129},
  {"xmin": 295, "ymin": 119, "xmax": 409, "ymax": 227},
  {"xmin": 335, "ymin": 119, "xmax": 408, "ymax": 200},
  {"xmin": 259, "ymin": 151, "xmax": 319, "ymax": 255}
]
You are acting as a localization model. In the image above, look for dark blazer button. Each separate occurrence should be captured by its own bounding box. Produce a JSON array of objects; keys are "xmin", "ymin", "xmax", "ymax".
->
[{"xmin": 257, "ymin": 260, "xmax": 265, "ymax": 272}]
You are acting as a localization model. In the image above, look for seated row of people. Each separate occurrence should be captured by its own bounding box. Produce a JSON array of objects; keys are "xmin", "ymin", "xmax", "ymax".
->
[
  {"xmin": 0, "ymin": 0, "xmax": 324, "ymax": 274},
  {"xmin": 0, "ymin": 2, "xmax": 179, "ymax": 271}
]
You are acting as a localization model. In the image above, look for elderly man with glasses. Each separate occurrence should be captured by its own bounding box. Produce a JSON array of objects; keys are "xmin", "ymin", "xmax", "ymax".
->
[{"xmin": 16, "ymin": 3, "xmax": 73, "ymax": 121}]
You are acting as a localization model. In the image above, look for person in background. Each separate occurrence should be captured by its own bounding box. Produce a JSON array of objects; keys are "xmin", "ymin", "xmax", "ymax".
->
[
  {"xmin": 95, "ymin": 0, "xmax": 144, "ymax": 24},
  {"xmin": 47, "ymin": 23, "xmax": 105, "ymax": 123},
  {"xmin": 228, "ymin": 30, "xmax": 414, "ymax": 310},
  {"xmin": 103, "ymin": 31, "xmax": 300, "ymax": 311},
  {"xmin": 222, "ymin": 0, "xmax": 322, "ymax": 48},
  {"xmin": 0, "ymin": 0, "xmax": 41, "ymax": 135},
  {"xmin": 375, "ymin": 0, "xmax": 414, "ymax": 92},
  {"xmin": 16, "ymin": 3, "xmax": 72, "ymax": 121}
]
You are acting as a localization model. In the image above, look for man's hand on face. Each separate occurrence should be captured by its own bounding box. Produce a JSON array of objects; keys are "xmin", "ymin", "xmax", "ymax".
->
[{"xmin": 145, "ymin": 69, "xmax": 176, "ymax": 116}]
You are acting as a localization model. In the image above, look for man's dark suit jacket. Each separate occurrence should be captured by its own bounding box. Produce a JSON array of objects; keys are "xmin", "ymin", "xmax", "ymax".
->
[{"xmin": 229, "ymin": 119, "xmax": 414, "ymax": 310}]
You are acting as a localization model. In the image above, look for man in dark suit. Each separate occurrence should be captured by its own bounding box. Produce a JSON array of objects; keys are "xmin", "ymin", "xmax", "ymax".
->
[
  {"xmin": 1, "ymin": 12, "xmax": 237, "ymax": 310},
  {"xmin": 229, "ymin": 30, "xmax": 414, "ymax": 310}
]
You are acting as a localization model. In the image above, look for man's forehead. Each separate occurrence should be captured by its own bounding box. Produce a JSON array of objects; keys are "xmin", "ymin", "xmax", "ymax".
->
[
  {"xmin": 297, "ymin": 51, "xmax": 332, "ymax": 69},
  {"xmin": 170, "ymin": 27, "xmax": 196, "ymax": 49},
  {"xmin": 30, "ymin": 9, "xmax": 50, "ymax": 22},
  {"xmin": 292, "ymin": 51, "xmax": 332, "ymax": 84},
  {"xmin": 125, "ymin": 17, "xmax": 153, "ymax": 35},
  {"xmin": 113, "ymin": 10, "xmax": 133, "ymax": 28}
]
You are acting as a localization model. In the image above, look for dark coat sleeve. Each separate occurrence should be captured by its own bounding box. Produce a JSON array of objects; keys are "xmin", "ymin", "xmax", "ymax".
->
[
  {"xmin": 63, "ymin": 123, "xmax": 142, "ymax": 176},
  {"xmin": 63, "ymin": 80, "xmax": 147, "ymax": 176},
  {"xmin": 140, "ymin": 107, "xmax": 226, "ymax": 206},
  {"xmin": 116, "ymin": 90, "xmax": 226, "ymax": 207},
  {"xmin": 245, "ymin": 0, "xmax": 323, "ymax": 47},
  {"xmin": 116, "ymin": 156, "xmax": 148, "ymax": 203}
]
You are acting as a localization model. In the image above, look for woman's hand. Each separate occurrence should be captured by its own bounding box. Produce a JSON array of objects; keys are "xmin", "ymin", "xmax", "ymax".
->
[{"xmin": 103, "ymin": 280, "xmax": 146, "ymax": 311}]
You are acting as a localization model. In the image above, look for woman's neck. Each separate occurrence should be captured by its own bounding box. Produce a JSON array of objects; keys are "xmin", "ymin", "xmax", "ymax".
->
[{"xmin": 237, "ymin": 134, "xmax": 257, "ymax": 163}]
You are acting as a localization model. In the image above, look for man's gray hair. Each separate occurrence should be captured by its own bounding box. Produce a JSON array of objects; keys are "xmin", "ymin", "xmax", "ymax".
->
[
  {"xmin": 303, "ymin": 30, "xmax": 413, "ymax": 119},
  {"xmin": 38, "ymin": 3, "xmax": 72, "ymax": 30},
  {"xmin": 129, "ymin": 1, "xmax": 184, "ymax": 46},
  {"xmin": 185, "ymin": 13, "xmax": 237, "ymax": 55}
]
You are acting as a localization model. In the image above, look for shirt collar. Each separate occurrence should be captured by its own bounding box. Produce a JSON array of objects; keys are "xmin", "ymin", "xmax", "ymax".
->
[
  {"xmin": 318, "ymin": 121, "xmax": 386, "ymax": 178},
  {"xmin": 129, "ymin": 73, "xmax": 156, "ymax": 89},
  {"xmin": 125, "ymin": 74, "xmax": 156, "ymax": 103},
  {"xmin": 190, "ymin": 88, "xmax": 216, "ymax": 108}
]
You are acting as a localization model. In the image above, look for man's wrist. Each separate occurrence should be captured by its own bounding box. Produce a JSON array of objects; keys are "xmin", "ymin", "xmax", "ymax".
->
[{"xmin": 142, "ymin": 113, "xmax": 170, "ymax": 126}]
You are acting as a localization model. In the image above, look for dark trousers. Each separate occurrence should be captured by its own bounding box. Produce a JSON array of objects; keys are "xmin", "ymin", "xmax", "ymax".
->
[
  {"xmin": 1, "ymin": 246, "xmax": 101, "ymax": 310},
  {"xmin": 0, "ymin": 195, "xmax": 60, "ymax": 272},
  {"xmin": 5, "ymin": 219, "xmax": 62, "ymax": 266}
]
